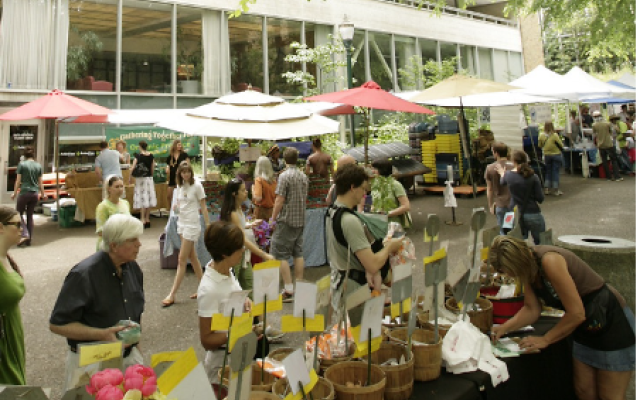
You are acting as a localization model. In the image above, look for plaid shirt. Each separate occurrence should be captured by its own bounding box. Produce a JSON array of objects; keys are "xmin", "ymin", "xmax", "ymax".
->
[{"xmin": 275, "ymin": 166, "xmax": 309, "ymax": 228}]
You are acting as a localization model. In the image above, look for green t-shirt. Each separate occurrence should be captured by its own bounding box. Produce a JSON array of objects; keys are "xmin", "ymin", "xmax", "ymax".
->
[
  {"xmin": 371, "ymin": 177, "xmax": 408, "ymax": 226},
  {"xmin": 16, "ymin": 160, "xmax": 42, "ymax": 193},
  {"xmin": 0, "ymin": 262, "xmax": 26, "ymax": 385},
  {"xmin": 95, "ymin": 198, "xmax": 131, "ymax": 251}
]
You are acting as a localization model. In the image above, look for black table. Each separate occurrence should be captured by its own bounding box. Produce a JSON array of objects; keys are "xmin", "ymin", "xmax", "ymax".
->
[{"xmin": 411, "ymin": 318, "xmax": 577, "ymax": 400}]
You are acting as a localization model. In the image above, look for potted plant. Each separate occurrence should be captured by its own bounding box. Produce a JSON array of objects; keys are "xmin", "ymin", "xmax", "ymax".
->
[
  {"xmin": 66, "ymin": 26, "xmax": 103, "ymax": 88},
  {"xmin": 177, "ymin": 31, "xmax": 203, "ymax": 94}
]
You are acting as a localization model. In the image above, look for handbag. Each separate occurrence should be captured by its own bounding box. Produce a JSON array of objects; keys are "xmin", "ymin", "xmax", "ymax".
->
[{"xmin": 131, "ymin": 156, "xmax": 150, "ymax": 178}]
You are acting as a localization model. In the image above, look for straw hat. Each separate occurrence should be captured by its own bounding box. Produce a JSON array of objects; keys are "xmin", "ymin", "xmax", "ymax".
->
[{"xmin": 267, "ymin": 144, "xmax": 280, "ymax": 157}]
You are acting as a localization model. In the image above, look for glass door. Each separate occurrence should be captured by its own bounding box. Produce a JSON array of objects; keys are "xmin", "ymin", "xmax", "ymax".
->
[{"xmin": 0, "ymin": 122, "xmax": 40, "ymax": 203}]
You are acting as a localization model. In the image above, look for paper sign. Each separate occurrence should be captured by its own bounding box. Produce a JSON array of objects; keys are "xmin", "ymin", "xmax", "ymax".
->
[
  {"xmin": 229, "ymin": 333, "xmax": 258, "ymax": 373},
  {"xmin": 157, "ymin": 347, "xmax": 198, "ymax": 396},
  {"xmin": 453, "ymin": 270, "xmax": 470, "ymax": 303},
  {"xmin": 78, "ymin": 341, "xmax": 123, "ymax": 367},
  {"xmin": 480, "ymin": 247, "xmax": 489, "ymax": 261},
  {"xmin": 424, "ymin": 232, "xmax": 439, "ymax": 242},
  {"xmin": 423, "ymin": 247, "xmax": 446, "ymax": 266},
  {"xmin": 0, "ymin": 386, "xmax": 49, "ymax": 400},
  {"xmin": 228, "ymin": 367, "xmax": 252, "ymax": 400},
  {"xmin": 281, "ymin": 314, "xmax": 325, "ymax": 332},
  {"xmin": 390, "ymin": 297, "xmax": 412, "ymax": 319},
  {"xmin": 316, "ymin": 274, "xmax": 331, "ymax": 310},
  {"xmin": 391, "ymin": 275, "xmax": 412, "ymax": 305},
  {"xmin": 294, "ymin": 281, "xmax": 317, "ymax": 319},
  {"xmin": 424, "ymin": 256, "xmax": 447, "ymax": 287},
  {"xmin": 351, "ymin": 325, "xmax": 383, "ymax": 358},
  {"xmin": 252, "ymin": 259, "xmax": 281, "ymax": 271},
  {"xmin": 225, "ymin": 290, "xmax": 252, "ymax": 317},
  {"xmin": 359, "ymin": 296, "xmax": 385, "ymax": 342},
  {"xmin": 406, "ymin": 299, "xmax": 418, "ymax": 339},
  {"xmin": 212, "ymin": 310, "xmax": 252, "ymax": 333},
  {"xmin": 239, "ymin": 147, "xmax": 262, "ymax": 162},
  {"xmin": 345, "ymin": 285, "xmax": 372, "ymax": 311},
  {"xmin": 283, "ymin": 349, "xmax": 317, "ymax": 397},
  {"xmin": 470, "ymin": 208, "xmax": 487, "ymax": 232},
  {"xmin": 229, "ymin": 314, "xmax": 253, "ymax": 351},
  {"xmin": 425, "ymin": 214, "xmax": 440, "ymax": 241},
  {"xmin": 254, "ymin": 267, "xmax": 280, "ymax": 303},
  {"xmin": 167, "ymin": 362, "xmax": 216, "ymax": 400}
]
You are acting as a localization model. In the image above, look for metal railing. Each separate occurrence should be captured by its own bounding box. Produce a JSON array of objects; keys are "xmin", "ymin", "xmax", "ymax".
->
[{"xmin": 375, "ymin": 0, "xmax": 518, "ymax": 27}]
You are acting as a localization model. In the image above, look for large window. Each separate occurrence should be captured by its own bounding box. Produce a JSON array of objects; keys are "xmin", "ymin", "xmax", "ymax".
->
[
  {"xmin": 395, "ymin": 35, "xmax": 418, "ymax": 90},
  {"xmin": 368, "ymin": 32, "xmax": 393, "ymax": 90},
  {"xmin": 176, "ymin": 6, "xmax": 203, "ymax": 94},
  {"xmin": 229, "ymin": 14, "xmax": 264, "ymax": 93},
  {"xmin": 121, "ymin": 0, "xmax": 172, "ymax": 93},
  {"xmin": 351, "ymin": 30, "xmax": 367, "ymax": 87},
  {"xmin": 509, "ymin": 52, "xmax": 524, "ymax": 79},
  {"xmin": 67, "ymin": 0, "xmax": 118, "ymax": 91},
  {"xmin": 493, "ymin": 49, "xmax": 510, "ymax": 83},
  {"xmin": 477, "ymin": 47, "xmax": 493, "ymax": 80},
  {"xmin": 460, "ymin": 45, "xmax": 476, "ymax": 75},
  {"xmin": 267, "ymin": 18, "xmax": 302, "ymax": 96},
  {"xmin": 440, "ymin": 42, "xmax": 458, "ymax": 70}
]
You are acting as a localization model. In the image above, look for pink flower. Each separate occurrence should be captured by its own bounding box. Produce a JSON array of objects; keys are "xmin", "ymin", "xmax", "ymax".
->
[
  {"xmin": 125, "ymin": 365, "xmax": 155, "ymax": 380},
  {"xmin": 103, "ymin": 369, "xmax": 124, "ymax": 386},
  {"xmin": 141, "ymin": 376, "xmax": 157, "ymax": 397},
  {"xmin": 86, "ymin": 370, "xmax": 116, "ymax": 395},
  {"xmin": 95, "ymin": 385, "xmax": 124, "ymax": 400}
]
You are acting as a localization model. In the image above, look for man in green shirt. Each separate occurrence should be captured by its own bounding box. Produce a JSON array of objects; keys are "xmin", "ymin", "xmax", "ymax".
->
[
  {"xmin": 11, "ymin": 146, "xmax": 46, "ymax": 246},
  {"xmin": 592, "ymin": 111, "xmax": 622, "ymax": 181}
]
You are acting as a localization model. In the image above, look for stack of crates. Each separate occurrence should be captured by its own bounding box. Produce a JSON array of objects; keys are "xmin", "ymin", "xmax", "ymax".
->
[
  {"xmin": 421, "ymin": 140, "xmax": 437, "ymax": 183},
  {"xmin": 434, "ymin": 133, "xmax": 464, "ymax": 184}
]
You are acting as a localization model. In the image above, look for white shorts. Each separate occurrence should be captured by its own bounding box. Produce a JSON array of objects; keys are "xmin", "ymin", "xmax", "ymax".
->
[{"xmin": 177, "ymin": 222, "xmax": 201, "ymax": 242}]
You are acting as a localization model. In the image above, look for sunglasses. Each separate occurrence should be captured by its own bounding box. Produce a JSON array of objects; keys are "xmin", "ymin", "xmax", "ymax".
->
[{"xmin": 3, "ymin": 221, "xmax": 22, "ymax": 228}]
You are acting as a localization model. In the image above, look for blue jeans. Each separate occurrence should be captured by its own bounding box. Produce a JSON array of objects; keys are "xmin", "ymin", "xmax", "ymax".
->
[
  {"xmin": 495, "ymin": 206, "xmax": 512, "ymax": 235},
  {"xmin": 522, "ymin": 213, "xmax": 546, "ymax": 245},
  {"xmin": 544, "ymin": 154, "xmax": 563, "ymax": 189}
]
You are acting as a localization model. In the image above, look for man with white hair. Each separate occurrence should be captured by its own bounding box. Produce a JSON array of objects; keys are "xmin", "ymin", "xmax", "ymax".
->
[
  {"xmin": 592, "ymin": 111, "xmax": 623, "ymax": 181},
  {"xmin": 50, "ymin": 214, "xmax": 145, "ymax": 390}
]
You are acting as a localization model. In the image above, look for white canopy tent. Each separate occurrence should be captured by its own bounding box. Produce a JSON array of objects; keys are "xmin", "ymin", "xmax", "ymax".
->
[
  {"xmin": 563, "ymin": 67, "xmax": 635, "ymax": 101},
  {"xmin": 617, "ymin": 73, "xmax": 636, "ymax": 88}
]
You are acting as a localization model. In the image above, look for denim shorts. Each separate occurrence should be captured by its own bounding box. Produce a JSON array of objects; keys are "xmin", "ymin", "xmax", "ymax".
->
[{"xmin": 573, "ymin": 307, "xmax": 636, "ymax": 371}]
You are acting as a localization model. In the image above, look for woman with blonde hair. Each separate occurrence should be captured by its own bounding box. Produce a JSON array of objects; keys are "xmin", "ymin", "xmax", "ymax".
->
[
  {"xmin": 0, "ymin": 206, "xmax": 27, "ymax": 384},
  {"xmin": 490, "ymin": 236, "xmax": 635, "ymax": 400},
  {"xmin": 115, "ymin": 140, "xmax": 130, "ymax": 165},
  {"xmin": 252, "ymin": 156, "xmax": 277, "ymax": 220},
  {"xmin": 163, "ymin": 162, "xmax": 210, "ymax": 307},
  {"xmin": 95, "ymin": 175, "xmax": 130, "ymax": 251},
  {"xmin": 538, "ymin": 121, "xmax": 565, "ymax": 196},
  {"xmin": 166, "ymin": 139, "xmax": 190, "ymax": 208}
]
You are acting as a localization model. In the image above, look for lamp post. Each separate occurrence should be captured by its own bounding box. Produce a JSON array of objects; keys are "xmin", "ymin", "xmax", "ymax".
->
[{"xmin": 339, "ymin": 17, "xmax": 356, "ymax": 148}]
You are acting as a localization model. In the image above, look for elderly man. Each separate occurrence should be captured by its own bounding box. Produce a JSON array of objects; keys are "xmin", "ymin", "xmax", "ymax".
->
[
  {"xmin": 50, "ymin": 214, "xmax": 144, "ymax": 390},
  {"xmin": 326, "ymin": 155, "xmax": 356, "ymax": 205}
]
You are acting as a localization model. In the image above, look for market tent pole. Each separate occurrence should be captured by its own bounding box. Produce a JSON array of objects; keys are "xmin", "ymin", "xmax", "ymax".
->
[
  {"xmin": 458, "ymin": 97, "xmax": 475, "ymax": 197},
  {"xmin": 55, "ymin": 120, "xmax": 60, "ymax": 214}
]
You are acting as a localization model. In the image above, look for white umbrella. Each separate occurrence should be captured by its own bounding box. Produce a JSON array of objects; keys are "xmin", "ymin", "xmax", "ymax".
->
[
  {"xmin": 406, "ymin": 90, "xmax": 562, "ymax": 107},
  {"xmin": 156, "ymin": 90, "xmax": 339, "ymax": 140}
]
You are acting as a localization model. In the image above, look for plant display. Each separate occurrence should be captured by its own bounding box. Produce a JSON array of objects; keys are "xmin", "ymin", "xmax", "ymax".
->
[{"xmin": 67, "ymin": 26, "xmax": 103, "ymax": 81}]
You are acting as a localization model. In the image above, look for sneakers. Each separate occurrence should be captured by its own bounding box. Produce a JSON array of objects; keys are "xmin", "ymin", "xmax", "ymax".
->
[
  {"xmin": 553, "ymin": 190, "xmax": 563, "ymax": 196},
  {"xmin": 544, "ymin": 188, "xmax": 550, "ymax": 195},
  {"xmin": 281, "ymin": 290, "xmax": 294, "ymax": 303},
  {"xmin": 265, "ymin": 325, "xmax": 285, "ymax": 342},
  {"xmin": 616, "ymin": 177, "xmax": 624, "ymax": 181}
]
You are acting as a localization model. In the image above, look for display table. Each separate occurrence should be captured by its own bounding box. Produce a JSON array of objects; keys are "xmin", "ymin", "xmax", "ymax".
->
[
  {"xmin": 562, "ymin": 148, "xmax": 598, "ymax": 174},
  {"xmin": 162, "ymin": 207, "xmax": 328, "ymax": 268},
  {"xmin": 411, "ymin": 318, "xmax": 576, "ymax": 400},
  {"xmin": 68, "ymin": 183, "xmax": 168, "ymax": 221}
]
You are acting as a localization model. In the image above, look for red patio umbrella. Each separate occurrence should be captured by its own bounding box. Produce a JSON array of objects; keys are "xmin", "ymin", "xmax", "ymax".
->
[
  {"xmin": 305, "ymin": 81, "xmax": 434, "ymax": 164},
  {"xmin": 0, "ymin": 89, "xmax": 112, "ymax": 212}
]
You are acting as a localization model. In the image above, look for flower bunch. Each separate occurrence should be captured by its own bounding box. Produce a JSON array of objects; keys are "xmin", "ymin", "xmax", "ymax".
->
[
  {"xmin": 86, "ymin": 365, "xmax": 166, "ymax": 400},
  {"xmin": 252, "ymin": 219, "xmax": 276, "ymax": 250}
]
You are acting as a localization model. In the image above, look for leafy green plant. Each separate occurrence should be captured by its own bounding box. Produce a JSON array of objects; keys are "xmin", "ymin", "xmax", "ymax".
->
[{"xmin": 67, "ymin": 27, "xmax": 103, "ymax": 81}]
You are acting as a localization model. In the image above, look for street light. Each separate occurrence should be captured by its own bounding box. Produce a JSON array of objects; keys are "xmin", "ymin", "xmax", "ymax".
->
[{"xmin": 339, "ymin": 16, "xmax": 356, "ymax": 148}]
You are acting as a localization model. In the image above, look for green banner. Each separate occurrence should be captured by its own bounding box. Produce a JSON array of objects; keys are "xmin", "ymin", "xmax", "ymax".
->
[{"xmin": 105, "ymin": 126, "xmax": 200, "ymax": 160}]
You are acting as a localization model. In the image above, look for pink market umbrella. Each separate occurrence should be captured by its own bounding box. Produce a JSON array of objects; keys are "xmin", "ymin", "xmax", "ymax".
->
[
  {"xmin": 0, "ymin": 89, "xmax": 112, "ymax": 211},
  {"xmin": 306, "ymin": 81, "xmax": 434, "ymax": 164}
]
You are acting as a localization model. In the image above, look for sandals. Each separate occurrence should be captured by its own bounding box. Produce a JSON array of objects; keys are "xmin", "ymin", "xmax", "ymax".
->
[
  {"xmin": 162, "ymin": 297, "xmax": 175, "ymax": 308},
  {"xmin": 190, "ymin": 293, "xmax": 198, "ymax": 299}
]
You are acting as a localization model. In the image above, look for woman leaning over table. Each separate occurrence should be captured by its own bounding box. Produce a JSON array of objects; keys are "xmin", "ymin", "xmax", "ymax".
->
[
  {"xmin": 11, "ymin": 146, "xmax": 46, "ymax": 247},
  {"xmin": 0, "ymin": 206, "xmax": 27, "ymax": 384},
  {"xmin": 129, "ymin": 141, "xmax": 156, "ymax": 229},
  {"xmin": 490, "ymin": 236, "xmax": 635, "ymax": 400},
  {"xmin": 95, "ymin": 175, "xmax": 131, "ymax": 251}
]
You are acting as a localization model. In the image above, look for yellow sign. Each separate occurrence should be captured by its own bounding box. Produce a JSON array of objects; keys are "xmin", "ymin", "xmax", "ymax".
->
[
  {"xmin": 423, "ymin": 247, "xmax": 446, "ymax": 266},
  {"xmin": 316, "ymin": 275, "xmax": 330, "ymax": 292},
  {"xmin": 283, "ymin": 369, "xmax": 319, "ymax": 400},
  {"xmin": 79, "ymin": 342, "xmax": 123, "ymax": 367},
  {"xmin": 157, "ymin": 347, "xmax": 198, "ymax": 396},
  {"xmin": 252, "ymin": 260, "xmax": 281, "ymax": 271},
  {"xmin": 424, "ymin": 231, "xmax": 439, "ymax": 243},
  {"xmin": 280, "ymin": 315, "xmax": 325, "ymax": 332},
  {"xmin": 481, "ymin": 247, "xmax": 489, "ymax": 261},
  {"xmin": 228, "ymin": 313, "xmax": 253, "ymax": 351},
  {"xmin": 351, "ymin": 325, "xmax": 382, "ymax": 358},
  {"xmin": 390, "ymin": 297, "xmax": 412, "ymax": 319},
  {"xmin": 252, "ymin": 295, "xmax": 283, "ymax": 316},
  {"xmin": 151, "ymin": 351, "xmax": 185, "ymax": 368},
  {"xmin": 211, "ymin": 311, "xmax": 251, "ymax": 331}
]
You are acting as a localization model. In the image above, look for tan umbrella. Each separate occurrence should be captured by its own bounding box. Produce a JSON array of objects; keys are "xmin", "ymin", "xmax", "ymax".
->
[{"xmin": 409, "ymin": 75, "xmax": 520, "ymax": 195}]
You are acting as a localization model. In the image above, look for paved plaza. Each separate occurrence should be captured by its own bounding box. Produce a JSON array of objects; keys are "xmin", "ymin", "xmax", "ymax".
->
[{"xmin": 5, "ymin": 173, "xmax": 636, "ymax": 399}]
